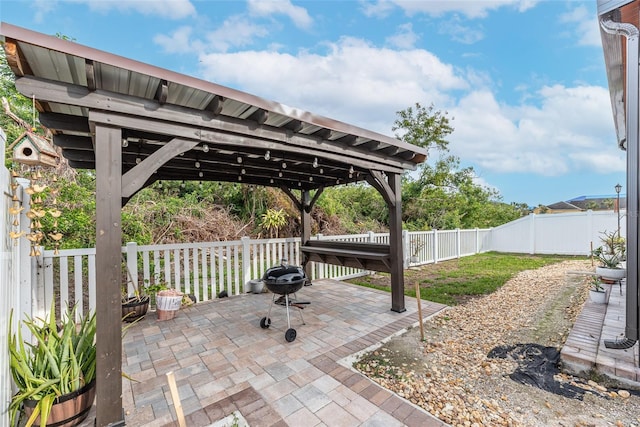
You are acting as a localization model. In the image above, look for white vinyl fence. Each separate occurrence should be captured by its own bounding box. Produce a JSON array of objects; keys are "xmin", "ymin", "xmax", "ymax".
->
[
  {"xmin": 489, "ymin": 210, "xmax": 624, "ymax": 255},
  {"xmin": 36, "ymin": 228, "xmax": 491, "ymax": 319}
]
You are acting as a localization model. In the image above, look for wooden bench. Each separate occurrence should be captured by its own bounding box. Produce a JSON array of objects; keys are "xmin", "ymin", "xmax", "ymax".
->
[{"xmin": 301, "ymin": 240, "xmax": 392, "ymax": 273}]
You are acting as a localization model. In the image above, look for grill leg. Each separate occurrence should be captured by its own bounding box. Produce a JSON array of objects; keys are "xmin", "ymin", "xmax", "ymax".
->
[
  {"xmin": 266, "ymin": 293, "xmax": 275, "ymax": 319},
  {"xmin": 293, "ymin": 293, "xmax": 305, "ymax": 325},
  {"xmin": 285, "ymin": 294, "xmax": 292, "ymax": 329}
]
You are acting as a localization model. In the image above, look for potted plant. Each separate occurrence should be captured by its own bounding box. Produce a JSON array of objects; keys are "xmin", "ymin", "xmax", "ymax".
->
[
  {"xmin": 121, "ymin": 282, "xmax": 151, "ymax": 322},
  {"xmin": 588, "ymin": 275, "xmax": 607, "ymax": 304},
  {"xmin": 8, "ymin": 302, "xmax": 96, "ymax": 427},
  {"xmin": 592, "ymin": 231, "xmax": 626, "ymax": 281},
  {"xmin": 156, "ymin": 288, "xmax": 184, "ymax": 321}
]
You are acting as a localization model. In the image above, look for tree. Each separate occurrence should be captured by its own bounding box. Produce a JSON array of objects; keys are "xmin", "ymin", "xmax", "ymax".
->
[
  {"xmin": 392, "ymin": 102, "xmax": 453, "ymax": 153},
  {"xmin": 394, "ymin": 103, "xmax": 524, "ymax": 229},
  {"xmin": 260, "ymin": 208, "xmax": 288, "ymax": 238}
]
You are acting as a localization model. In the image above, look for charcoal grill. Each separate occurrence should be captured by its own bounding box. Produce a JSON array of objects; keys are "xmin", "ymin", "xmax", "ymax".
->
[{"xmin": 259, "ymin": 259, "xmax": 310, "ymax": 342}]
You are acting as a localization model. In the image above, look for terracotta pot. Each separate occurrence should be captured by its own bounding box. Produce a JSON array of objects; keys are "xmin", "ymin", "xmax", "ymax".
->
[
  {"xmin": 156, "ymin": 308, "xmax": 178, "ymax": 321},
  {"xmin": 23, "ymin": 379, "xmax": 95, "ymax": 427},
  {"xmin": 121, "ymin": 295, "xmax": 150, "ymax": 322}
]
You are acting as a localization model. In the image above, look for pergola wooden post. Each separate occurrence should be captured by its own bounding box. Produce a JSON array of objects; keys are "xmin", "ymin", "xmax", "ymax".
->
[
  {"xmin": 94, "ymin": 124, "xmax": 125, "ymax": 426},
  {"xmin": 388, "ymin": 172, "xmax": 405, "ymax": 312}
]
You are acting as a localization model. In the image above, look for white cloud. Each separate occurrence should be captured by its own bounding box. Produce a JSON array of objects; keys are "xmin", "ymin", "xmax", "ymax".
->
[
  {"xmin": 448, "ymin": 85, "xmax": 622, "ymax": 176},
  {"xmin": 32, "ymin": 0, "xmax": 58, "ymax": 23},
  {"xmin": 390, "ymin": 0, "xmax": 537, "ymax": 19},
  {"xmin": 197, "ymin": 37, "xmax": 467, "ymax": 133},
  {"xmin": 360, "ymin": 0, "xmax": 396, "ymax": 18},
  {"xmin": 153, "ymin": 16, "xmax": 268, "ymax": 53},
  {"xmin": 69, "ymin": 0, "xmax": 196, "ymax": 19},
  {"xmin": 438, "ymin": 17, "xmax": 484, "ymax": 44},
  {"xmin": 559, "ymin": 5, "xmax": 601, "ymax": 47},
  {"xmin": 190, "ymin": 30, "xmax": 617, "ymax": 181},
  {"xmin": 154, "ymin": 26, "xmax": 203, "ymax": 54},
  {"xmin": 386, "ymin": 23, "xmax": 419, "ymax": 49},
  {"xmin": 247, "ymin": 0, "xmax": 313, "ymax": 30}
]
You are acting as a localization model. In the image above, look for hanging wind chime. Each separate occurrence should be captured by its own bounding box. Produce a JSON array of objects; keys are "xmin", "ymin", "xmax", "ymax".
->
[{"xmin": 5, "ymin": 95, "xmax": 61, "ymax": 255}]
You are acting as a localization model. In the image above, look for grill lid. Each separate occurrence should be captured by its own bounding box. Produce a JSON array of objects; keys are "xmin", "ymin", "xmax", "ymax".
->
[{"xmin": 262, "ymin": 259, "xmax": 306, "ymax": 284}]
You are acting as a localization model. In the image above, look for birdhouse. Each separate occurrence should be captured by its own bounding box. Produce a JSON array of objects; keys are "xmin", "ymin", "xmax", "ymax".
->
[{"xmin": 9, "ymin": 131, "xmax": 59, "ymax": 167}]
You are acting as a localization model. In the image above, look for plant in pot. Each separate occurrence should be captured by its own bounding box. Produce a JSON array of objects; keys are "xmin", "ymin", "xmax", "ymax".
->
[
  {"xmin": 121, "ymin": 279, "xmax": 151, "ymax": 323},
  {"xmin": 121, "ymin": 257, "xmax": 151, "ymax": 322},
  {"xmin": 588, "ymin": 275, "xmax": 607, "ymax": 304},
  {"xmin": 592, "ymin": 245, "xmax": 626, "ymax": 282},
  {"xmin": 156, "ymin": 288, "xmax": 184, "ymax": 321},
  {"xmin": 8, "ymin": 302, "xmax": 96, "ymax": 427}
]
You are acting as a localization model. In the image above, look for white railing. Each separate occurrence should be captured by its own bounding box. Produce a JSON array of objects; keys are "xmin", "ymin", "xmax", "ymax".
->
[
  {"xmin": 0, "ymin": 128, "xmax": 14, "ymax": 427},
  {"xmin": 37, "ymin": 229, "xmax": 490, "ymax": 318}
]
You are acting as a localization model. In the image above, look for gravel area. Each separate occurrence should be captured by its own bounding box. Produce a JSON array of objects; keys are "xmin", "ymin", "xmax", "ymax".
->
[{"xmin": 354, "ymin": 260, "xmax": 640, "ymax": 426}]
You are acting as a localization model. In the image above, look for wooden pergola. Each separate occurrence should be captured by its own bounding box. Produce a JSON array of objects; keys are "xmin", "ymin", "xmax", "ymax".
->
[{"xmin": 0, "ymin": 22, "xmax": 428, "ymax": 426}]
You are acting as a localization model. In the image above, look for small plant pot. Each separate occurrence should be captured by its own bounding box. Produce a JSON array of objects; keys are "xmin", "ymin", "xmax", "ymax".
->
[
  {"xmin": 121, "ymin": 296, "xmax": 150, "ymax": 322},
  {"xmin": 156, "ymin": 292, "xmax": 183, "ymax": 321},
  {"xmin": 589, "ymin": 289, "xmax": 607, "ymax": 304},
  {"xmin": 247, "ymin": 279, "xmax": 264, "ymax": 294},
  {"xmin": 156, "ymin": 309, "xmax": 178, "ymax": 321}
]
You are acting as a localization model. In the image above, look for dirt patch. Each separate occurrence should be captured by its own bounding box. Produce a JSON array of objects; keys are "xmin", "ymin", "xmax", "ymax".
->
[{"xmin": 353, "ymin": 260, "xmax": 640, "ymax": 426}]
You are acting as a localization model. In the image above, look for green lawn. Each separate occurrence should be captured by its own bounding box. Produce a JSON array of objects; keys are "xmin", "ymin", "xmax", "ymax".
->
[{"xmin": 347, "ymin": 252, "xmax": 581, "ymax": 305}]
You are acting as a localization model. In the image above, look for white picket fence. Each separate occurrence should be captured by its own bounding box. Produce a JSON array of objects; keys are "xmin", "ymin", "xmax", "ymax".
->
[
  {"xmin": 35, "ymin": 228, "xmax": 491, "ymax": 320},
  {"xmin": 0, "ymin": 128, "xmax": 13, "ymax": 427}
]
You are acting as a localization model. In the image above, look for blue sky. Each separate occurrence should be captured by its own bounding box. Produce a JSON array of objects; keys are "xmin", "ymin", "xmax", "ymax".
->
[{"xmin": 0, "ymin": 0, "xmax": 625, "ymax": 207}]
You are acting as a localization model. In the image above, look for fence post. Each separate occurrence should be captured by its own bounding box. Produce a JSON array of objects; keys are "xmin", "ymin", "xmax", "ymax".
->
[
  {"xmin": 368, "ymin": 230, "xmax": 375, "ymax": 243},
  {"xmin": 126, "ymin": 242, "xmax": 138, "ymax": 295},
  {"xmin": 402, "ymin": 229, "xmax": 409, "ymax": 269},
  {"xmin": 433, "ymin": 229, "xmax": 439, "ymax": 264},
  {"xmin": 241, "ymin": 236, "xmax": 251, "ymax": 286},
  {"xmin": 456, "ymin": 228, "xmax": 461, "ymax": 259},
  {"xmin": 475, "ymin": 228, "xmax": 480, "ymax": 254},
  {"xmin": 528, "ymin": 214, "xmax": 536, "ymax": 254}
]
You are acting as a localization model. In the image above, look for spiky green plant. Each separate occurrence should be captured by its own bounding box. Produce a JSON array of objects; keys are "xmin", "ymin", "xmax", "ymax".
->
[{"xmin": 8, "ymin": 302, "xmax": 96, "ymax": 427}]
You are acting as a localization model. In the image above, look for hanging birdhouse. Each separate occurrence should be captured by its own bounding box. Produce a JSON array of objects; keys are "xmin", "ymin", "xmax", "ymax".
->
[{"xmin": 9, "ymin": 131, "xmax": 59, "ymax": 167}]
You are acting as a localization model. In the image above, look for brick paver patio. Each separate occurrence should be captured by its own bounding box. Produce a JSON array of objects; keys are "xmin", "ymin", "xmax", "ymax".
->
[{"xmin": 115, "ymin": 279, "xmax": 448, "ymax": 426}]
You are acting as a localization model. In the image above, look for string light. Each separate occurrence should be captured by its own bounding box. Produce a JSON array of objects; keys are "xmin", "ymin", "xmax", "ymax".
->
[
  {"xmin": 198, "ymin": 171, "xmax": 203, "ymax": 178},
  {"xmin": 312, "ymin": 157, "xmax": 318, "ymax": 168},
  {"xmin": 282, "ymin": 161, "xmax": 287, "ymax": 169},
  {"xmin": 195, "ymin": 161, "xmax": 200, "ymax": 168},
  {"xmin": 122, "ymin": 139, "xmax": 128, "ymax": 148},
  {"xmin": 202, "ymin": 144, "xmax": 209, "ymax": 153},
  {"xmin": 264, "ymin": 150, "xmax": 271, "ymax": 161},
  {"xmin": 237, "ymin": 156, "xmax": 243, "ymax": 163}
]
